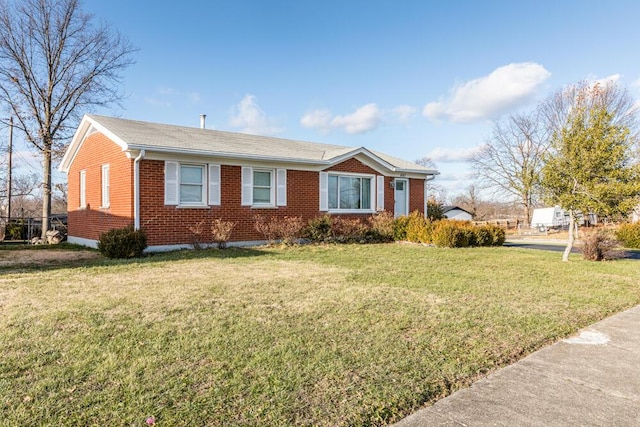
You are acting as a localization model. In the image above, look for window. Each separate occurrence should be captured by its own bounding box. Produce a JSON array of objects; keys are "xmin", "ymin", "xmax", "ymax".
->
[
  {"xmin": 179, "ymin": 164, "xmax": 206, "ymax": 205},
  {"xmin": 253, "ymin": 169, "xmax": 273, "ymax": 205},
  {"xmin": 101, "ymin": 164, "xmax": 110, "ymax": 207},
  {"xmin": 327, "ymin": 174, "xmax": 372, "ymax": 211},
  {"xmin": 79, "ymin": 170, "xmax": 86, "ymax": 208},
  {"xmin": 241, "ymin": 167, "xmax": 286, "ymax": 207},
  {"xmin": 165, "ymin": 161, "xmax": 220, "ymax": 207}
]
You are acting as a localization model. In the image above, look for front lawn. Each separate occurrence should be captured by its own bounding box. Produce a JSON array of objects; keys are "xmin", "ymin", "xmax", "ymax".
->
[{"xmin": 1, "ymin": 244, "xmax": 639, "ymax": 425}]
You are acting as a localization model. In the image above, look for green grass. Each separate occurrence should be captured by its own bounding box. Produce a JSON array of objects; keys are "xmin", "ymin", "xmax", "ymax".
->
[{"xmin": 1, "ymin": 244, "xmax": 639, "ymax": 426}]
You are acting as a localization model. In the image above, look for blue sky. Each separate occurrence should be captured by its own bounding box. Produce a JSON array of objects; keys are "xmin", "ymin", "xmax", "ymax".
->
[{"xmin": 16, "ymin": 0, "xmax": 640, "ymax": 198}]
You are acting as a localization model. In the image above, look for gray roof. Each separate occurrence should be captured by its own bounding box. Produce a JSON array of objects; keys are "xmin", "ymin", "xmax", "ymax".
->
[
  {"xmin": 442, "ymin": 205, "xmax": 472, "ymax": 215},
  {"xmin": 61, "ymin": 114, "xmax": 439, "ymax": 174}
]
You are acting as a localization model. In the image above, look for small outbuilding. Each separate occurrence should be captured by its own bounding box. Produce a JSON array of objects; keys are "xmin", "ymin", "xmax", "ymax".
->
[{"xmin": 442, "ymin": 206, "xmax": 473, "ymax": 221}]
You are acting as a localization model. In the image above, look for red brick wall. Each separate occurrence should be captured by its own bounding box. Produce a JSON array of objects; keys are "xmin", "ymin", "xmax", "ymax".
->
[
  {"xmin": 67, "ymin": 133, "xmax": 134, "ymax": 240},
  {"xmin": 140, "ymin": 162, "xmax": 326, "ymax": 245},
  {"xmin": 409, "ymin": 178, "xmax": 425, "ymax": 214},
  {"xmin": 68, "ymin": 135, "xmax": 426, "ymax": 246}
]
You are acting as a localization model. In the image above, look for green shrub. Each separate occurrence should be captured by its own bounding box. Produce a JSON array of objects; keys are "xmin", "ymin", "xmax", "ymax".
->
[
  {"xmin": 5, "ymin": 220, "xmax": 26, "ymax": 240},
  {"xmin": 489, "ymin": 225, "xmax": 506, "ymax": 246},
  {"xmin": 475, "ymin": 224, "xmax": 506, "ymax": 247},
  {"xmin": 616, "ymin": 223, "xmax": 640, "ymax": 248},
  {"xmin": 432, "ymin": 221, "xmax": 470, "ymax": 248},
  {"xmin": 474, "ymin": 226, "xmax": 493, "ymax": 247},
  {"xmin": 426, "ymin": 200, "xmax": 445, "ymax": 221},
  {"xmin": 305, "ymin": 215, "xmax": 334, "ymax": 242},
  {"xmin": 97, "ymin": 225, "xmax": 147, "ymax": 259},
  {"xmin": 393, "ymin": 215, "xmax": 410, "ymax": 241},
  {"xmin": 405, "ymin": 211, "xmax": 432, "ymax": 243}
]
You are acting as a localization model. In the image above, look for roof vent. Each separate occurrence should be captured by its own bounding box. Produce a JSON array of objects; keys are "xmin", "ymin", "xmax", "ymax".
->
[{"xmin": 200, "ymin": 114, "xmax": 206, "ymax": 129}]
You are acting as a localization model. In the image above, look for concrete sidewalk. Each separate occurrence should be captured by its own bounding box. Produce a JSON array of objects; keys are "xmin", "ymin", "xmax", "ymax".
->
[{"xmin": 394, "ymin": 305, "xmax": 640, "ymax": 426}]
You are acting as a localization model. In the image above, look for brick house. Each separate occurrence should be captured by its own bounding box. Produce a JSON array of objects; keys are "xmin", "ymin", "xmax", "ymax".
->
[{"xmin": 59, "ymin": 115, "xmax": 439, "ymax": 251}]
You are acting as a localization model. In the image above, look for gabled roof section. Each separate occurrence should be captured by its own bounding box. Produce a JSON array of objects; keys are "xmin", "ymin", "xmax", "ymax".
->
[
  {"xmin": 442, "ymin": 205, "xmax": 473, "ymax": 215},
  {"xmin": 59, "ymin": 114, "xmax": 440, "ymax": 176}
]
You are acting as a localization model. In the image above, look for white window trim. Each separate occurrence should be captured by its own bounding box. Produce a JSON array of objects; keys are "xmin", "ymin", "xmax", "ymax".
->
[
  {"xmin": 101, "ymin": 164, "xmax": 110, "ymax": 208},
  {"xmin": 252, "ymin": 168, "xmax": 276, "ymax": 208},
  {"xmin": 79, "ymin": 169, "xmax": 86, "ymax": 209},
  {"xmin": 179, "ymin": 164, "xmax": 207, "ymax": 207},
  {"xmin": 326, "ymin": 171, "xmax": 376, "ymax": 214}
]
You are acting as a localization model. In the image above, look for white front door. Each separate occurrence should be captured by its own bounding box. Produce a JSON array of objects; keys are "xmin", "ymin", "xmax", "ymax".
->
[{"xmin": 394, "ymin": 179, "xmax": 408, "ymax": 217}]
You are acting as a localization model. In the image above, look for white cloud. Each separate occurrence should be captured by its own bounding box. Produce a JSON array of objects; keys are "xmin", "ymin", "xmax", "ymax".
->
[
  {"xmin": 331, "ymin": 103, "xmax": 382, "ymax": 134},
  {"xmin": 391, "ymin": 105, "xmax": 416, "ymax": 123},
  {"xmin": 301, "ymin": 103, "xmax": 412, "ymax": 134},
  {"xmin": 300, "ymin": 109, "xmax": 333, "ymax": 134},
  {"xmin": 425, "ymin": 145, "xmax": 484, "ymax": 163},
  {"xmin": 423, "ymin": 62, "xmax": 551, "ymax": 122},
  {"xmin": 229, "ymin": 94, "xmax": 282, "ymax": 135},
  {"xmin": 593, "ymin": 74, "xmax": 620, "ymax": 87}
]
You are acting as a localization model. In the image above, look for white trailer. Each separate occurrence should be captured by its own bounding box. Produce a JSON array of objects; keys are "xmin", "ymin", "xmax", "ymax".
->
[{"xmin": 530, "ymin": 206, "xmax": 567, "ymax": 229}]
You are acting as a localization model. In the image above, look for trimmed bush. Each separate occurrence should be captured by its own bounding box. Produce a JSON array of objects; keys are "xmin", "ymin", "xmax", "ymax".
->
[
  {"xmin": 405, "ymin": 211, "xmax": 433, "ymax": 243},
  {"xmin": 393, "ymin": 215, "xmax": 410, "ymax": 241},
  {"xmin": 369, "ymin": 211, "xmax": 395, "ymax": 242},
  {"xmin": 475, "ymin": 224, "xmax": 506, "ymax": 247},
  {"xmin": 473, "ymin": 226, "xmax": 493, "ymax": 247},
  {"xmin": 580, "ymin": 229, "xmax": 622, "ymax": 261},
  {"xmin": 97, "ymin": 225, "xmax": 147, "ymax": 259},
  {"xmin": 305, "ymin": 215, "xmax": 333, "ymax": 243},
  {"xmin": 255, "ymin": 216, "xmax": 304, "ymax": 245},
  {"xmin": 432, "ymin": 221, "xmax": 470, "ymax": 248},
  {"xmin": 211, "ymin": 219, "xmax": 236, "ymax": 249},
  {"xmin": 332, "ymin": 217, "xmax": 369, "ymax": 242},
  {"xmin": 616, "ymin": 223, "xmax": 640, "ymax": 248},
  {"xmin": 430, "ymin": 220, "xmax": 504, "ymax": 248}
]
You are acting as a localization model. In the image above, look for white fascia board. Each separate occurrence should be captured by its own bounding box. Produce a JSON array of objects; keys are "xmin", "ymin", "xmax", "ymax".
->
[
  {"xmin": 126, "ymin": 144, "xmax": 331, "ymax": 168},
  {"xmin": 58, "ymin": 115, "xmax": 131, "ymax": 173},
  {"xmin": 327, "ymin": 147, "xmax": 396, "ymax": 171}
]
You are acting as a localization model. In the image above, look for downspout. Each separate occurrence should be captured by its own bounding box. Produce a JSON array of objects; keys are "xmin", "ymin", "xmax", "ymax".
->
[
  {"xmin": 133, "ymin": 149, "xmax": 146, "ymax": 230},
  {"xmin": 424, "ymin": 174, "xmax": 436, "ymax": 218}
]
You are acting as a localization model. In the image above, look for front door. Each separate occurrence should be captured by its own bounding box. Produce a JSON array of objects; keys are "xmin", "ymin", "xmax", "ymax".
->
[{"xmin": 394, "ymin": 179, "xmax": 408, "ymax": 217}]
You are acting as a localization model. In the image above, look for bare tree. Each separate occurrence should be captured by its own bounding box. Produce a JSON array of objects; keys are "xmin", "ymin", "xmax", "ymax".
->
[
  {"xmin": 0, "ymin": 0, "xmax": 135, "ymax": 237},
  {"xmin": 451, "ymin": 184, "xmax": 483, "ymax": 219},
  {"xmin": 5, "ymin": 172, "xmax": 40, "ymax": 217},
  {"xmin": 469, "ymin": 112, "xmax": 548, "ymax": 225},
  {"xmin": 540, "ymin": 80, "xmax": 640, "ymax": 149},
  {"xmin": 415, "ymin": 156, "xmax": 447, "ymax": 202}
]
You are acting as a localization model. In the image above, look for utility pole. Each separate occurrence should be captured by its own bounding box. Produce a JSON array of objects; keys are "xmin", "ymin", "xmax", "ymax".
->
[{"xmin": 7, "ymin": 116, "xmax": 13, "ymax": 220}]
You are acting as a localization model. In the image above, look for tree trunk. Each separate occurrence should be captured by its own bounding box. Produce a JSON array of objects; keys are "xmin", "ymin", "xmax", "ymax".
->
[
  {"xmin": 41, "ymin": 146, "xmax": 51, "ymax": 239},
  {"xmin": 562, "ymin": 211, "xmax": 575, "ymax": 262}
]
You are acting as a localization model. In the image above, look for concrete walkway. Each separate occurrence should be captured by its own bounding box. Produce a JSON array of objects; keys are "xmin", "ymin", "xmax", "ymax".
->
[{"xmin": 394, "ymin": 305, "xmax": 640, "ymax": 426}]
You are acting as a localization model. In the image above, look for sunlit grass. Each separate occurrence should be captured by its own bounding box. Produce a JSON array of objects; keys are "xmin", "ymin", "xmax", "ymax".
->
[{"xmin": 1, "ymin": 244, "xmax": 639, "ymax": 425}]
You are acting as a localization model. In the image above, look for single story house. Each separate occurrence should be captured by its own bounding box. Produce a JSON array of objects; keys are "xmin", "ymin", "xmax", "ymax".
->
[
  {"xmin": 59, "ymin": 115, "xmax": 439, "ymax": 251},
  {"xmin": 441, "ymin": 205, "xmax": 473, "ymax": 221}
]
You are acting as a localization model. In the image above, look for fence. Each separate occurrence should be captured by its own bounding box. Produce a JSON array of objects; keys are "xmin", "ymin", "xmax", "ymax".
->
[
  {"xmin": 472, "ymin": 219, "xmax": 523, "ymax": 230},
  {"xmin": 0, "ymin": 215, "xmax": 68, "ymax": 242}
]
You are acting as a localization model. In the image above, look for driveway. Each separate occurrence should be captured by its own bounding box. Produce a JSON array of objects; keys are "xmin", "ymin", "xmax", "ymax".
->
[{"xmin": 504, "ymin": 240, "xmax": 640, "ymax": 260}]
